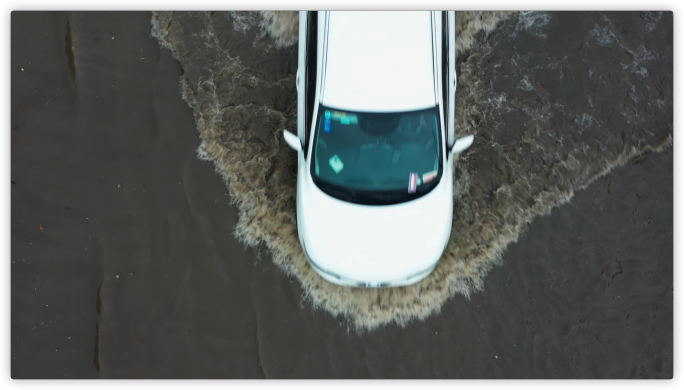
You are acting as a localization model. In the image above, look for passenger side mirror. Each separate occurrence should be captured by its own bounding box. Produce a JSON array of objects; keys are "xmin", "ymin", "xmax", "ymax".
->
[
  {"xmin": 283, "ymin": 129, "xmax": 302, "ymax": 152},
  {"xmin": 450, "ymin": 134, "xmax": 474, "ymax": 155}
]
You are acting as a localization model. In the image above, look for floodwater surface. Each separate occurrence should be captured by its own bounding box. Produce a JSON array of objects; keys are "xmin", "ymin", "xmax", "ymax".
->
[
  {"xmin": 11, "ymin": 11, "xmax": 672, "ymax": 378},
  {"xmin": 151, "ymin": 11, "xmax": 672, "ymax": 330}
]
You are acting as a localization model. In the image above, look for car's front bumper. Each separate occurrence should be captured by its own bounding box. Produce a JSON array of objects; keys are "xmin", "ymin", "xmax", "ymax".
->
[{"xmin": 302, "ymin": 240, "xmax": 438, "ymax": 288}]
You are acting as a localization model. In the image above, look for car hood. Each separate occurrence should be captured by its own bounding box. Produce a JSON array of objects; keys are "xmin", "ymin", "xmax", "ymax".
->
[{"xmin": 299, "ymin": 173, "xmax": 453, "ymax": 283}]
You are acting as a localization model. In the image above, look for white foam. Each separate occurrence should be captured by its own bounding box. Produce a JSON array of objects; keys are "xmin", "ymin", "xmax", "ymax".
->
[
  {"xmin": 230, "ymin": 11, "xmax": 259, "ymax": 34},
  {"xmin": 590, "ymin": 24, "xmax": 617, "ymax": 46},
  {"xmin": 259, "ymin": 11, "xmax": 298, "ymax": 48},
  {"xmin": 516, "ymin": 11, "xmax": 551, "ymax": 38}
]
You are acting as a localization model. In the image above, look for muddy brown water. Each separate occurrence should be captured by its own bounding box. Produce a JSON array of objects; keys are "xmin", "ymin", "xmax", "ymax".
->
[{"xmin": 11, "ymin": 11, "xmax": 671, "ymax": 378}]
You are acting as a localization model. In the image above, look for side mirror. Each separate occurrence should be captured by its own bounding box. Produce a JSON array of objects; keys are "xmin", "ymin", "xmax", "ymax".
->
[
  {"xmin": 450, "ymin": 134, "xmax": 474, "ymax": 155},
  {"xmin": 283, "ymin": 129, "xmax": 302, "ymax": 152}
]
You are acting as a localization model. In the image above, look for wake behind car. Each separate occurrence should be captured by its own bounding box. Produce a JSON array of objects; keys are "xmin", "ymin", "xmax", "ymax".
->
[{"xmin": 283, "ymin": 11, "xmax": 474, "ymax": 287}]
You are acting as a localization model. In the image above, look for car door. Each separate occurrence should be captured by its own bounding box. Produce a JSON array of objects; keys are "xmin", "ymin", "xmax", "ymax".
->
[
  {"xmin": 446, "ymin": 11, "xmax": 456, "ymax": 148},
  {"xmin": 297, "ymin": 11, "xmax": 318, "ymax": 156},
  {"xmin": 297, "ymin": 12, "xmax": 306, "ymax": 144},
  {"xmin": 440, "ymin": 11, "xmax": 457, "ymax": 150},
  {"xmin": 441, "ymin": 11, "xmax": 449, "ymax": 153},
  {"xmin": 305, "ymin": 12, "xmax": 318, "ymax": 156}
]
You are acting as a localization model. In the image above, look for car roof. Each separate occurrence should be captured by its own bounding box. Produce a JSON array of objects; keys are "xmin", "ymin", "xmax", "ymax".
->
[{"xmin": 321, "ymin": 11, "xmax": 437, "ymax": 113}]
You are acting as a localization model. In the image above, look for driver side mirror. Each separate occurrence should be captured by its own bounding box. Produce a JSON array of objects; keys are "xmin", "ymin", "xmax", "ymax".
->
[
  {"xmin": 283, "ymin": 129, "xmax": 302, "ymax": 152},
  {"xmin": 450, "ymin": 134, "xmax": 474, "ymax": 155}
]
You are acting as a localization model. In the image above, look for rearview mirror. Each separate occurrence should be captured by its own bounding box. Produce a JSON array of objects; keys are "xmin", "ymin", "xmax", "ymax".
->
[
  {"xmin": 283, "ymin": 129, "xmax": 302, "ymax": 152},
  {"xmin": 450, "ymin": 134, "xmax": 474, "ymax": 155}
]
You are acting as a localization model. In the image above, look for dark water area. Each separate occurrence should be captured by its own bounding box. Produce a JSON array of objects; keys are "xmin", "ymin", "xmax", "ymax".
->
[{"xmin": 11, "ymin": 11, "xmax": 671, "ymax": 378}]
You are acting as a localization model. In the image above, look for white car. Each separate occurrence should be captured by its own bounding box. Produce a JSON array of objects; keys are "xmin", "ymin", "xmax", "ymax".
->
[{"xmin": 283, "ymin": 11, "xmax": 474, "ymax": 287}]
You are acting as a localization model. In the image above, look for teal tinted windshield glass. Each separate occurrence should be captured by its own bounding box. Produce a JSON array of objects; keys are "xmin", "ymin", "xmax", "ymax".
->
[{"xmin": 310, "ymin": 106, "xmax": 443, "ymax": 205}]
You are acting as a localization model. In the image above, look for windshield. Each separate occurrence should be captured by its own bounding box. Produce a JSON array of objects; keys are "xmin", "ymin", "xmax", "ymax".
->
[{"xmin": 310, "ymin": 105, "xmax": 443, "ymax": 205}]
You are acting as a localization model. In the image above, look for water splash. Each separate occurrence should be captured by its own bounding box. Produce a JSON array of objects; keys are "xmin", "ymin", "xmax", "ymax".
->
[{"xmin": 151, "ymin": 11, "xmax": 672, "ymax": 332}]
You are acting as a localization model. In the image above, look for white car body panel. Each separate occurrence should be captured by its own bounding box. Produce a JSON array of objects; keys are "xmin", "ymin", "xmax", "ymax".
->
[
  {"xmin": 322, "ymin": 11, "xmax": 437, "ymax": 113},
  {"xmin": 292, "ymin": 11, "xmax": 465, "ymax": 287},
  {"xmin": 296, "ymin": 11, "xmax": 307, "ymax": 143},
  {"xmin": 447, "ymin": 11, "xmax": 456, "ymax": 147},
  {"xmin": 297, "ymin": 149, "xmax": 454, "ymax": 286}
]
